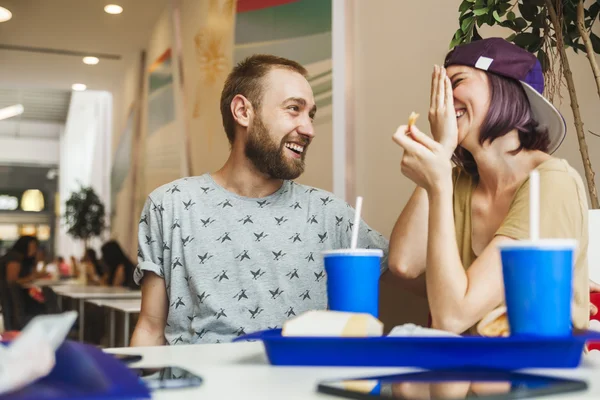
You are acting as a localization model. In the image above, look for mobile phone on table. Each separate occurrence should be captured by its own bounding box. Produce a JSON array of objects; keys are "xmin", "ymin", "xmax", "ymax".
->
[
  {"xmin": 129, "ymin": 366, "xmax": 203, "ymax": 390},
  {"xmin": 317, "ymin": 369, "xmax": 587, "ymax": 400}
]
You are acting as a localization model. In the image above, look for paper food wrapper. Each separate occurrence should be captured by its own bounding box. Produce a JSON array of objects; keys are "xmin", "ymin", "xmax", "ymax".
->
[
  {"xmin": 0, "ymin": 311, "xmax": 77, "ymax": 395},
  {"xmin": 477, "ymin": 306, "xmax": 510, "ymax": 337},
  {"xmin": 282, "ymin": 311, "xmax": 383, "ymax": 337}
]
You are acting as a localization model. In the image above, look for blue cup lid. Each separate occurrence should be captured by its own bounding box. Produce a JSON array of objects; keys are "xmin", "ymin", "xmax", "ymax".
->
[
  {"xmin": 497, "ymin": 238, "xmax": 577, "ymax": 250},
  {"xmin": 322, "ymin": 249, "xmax": 384, "ymax": 257}
]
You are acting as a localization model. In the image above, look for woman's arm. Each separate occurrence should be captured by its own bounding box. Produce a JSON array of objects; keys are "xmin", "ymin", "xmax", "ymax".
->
[
  {"xmin": 7, "ymin": 261, "xmax": 43, "ymax": 285},
  {"xmin": 112, "ymin": 264, "xmax": 126, "ymax": 287},
  {"xmin": 388, "ymin": 185, "xmax": 429, "ymax": 282},
  {"xmin": 426, "ymin": 182, "xmax": 509, "ymax": 333},
  {"xmin": 6, "ymin": 261, "xmax": 21, "ymax": 283}
]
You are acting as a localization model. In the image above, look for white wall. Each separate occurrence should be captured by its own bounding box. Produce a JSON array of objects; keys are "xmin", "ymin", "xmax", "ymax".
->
[
  {"xmin": 0, "ymin": 136, "xmax": 60, "ymax": 165},
  {"xmin": 0, "ymin": 120, "xmax": 63, "ymax": 139},
  {"xmin": 0, "ymin": 119, "xmax": 62, "ymax": 166},
  {"xmin": 57, "ymin": 90, "xmax": 113, "ymax": 259}
]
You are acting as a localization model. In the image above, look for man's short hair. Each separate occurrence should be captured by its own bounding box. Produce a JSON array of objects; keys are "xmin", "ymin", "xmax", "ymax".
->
[{"xmin": 220, "ymin": 54, "xmax": 308, "ymax": 144}]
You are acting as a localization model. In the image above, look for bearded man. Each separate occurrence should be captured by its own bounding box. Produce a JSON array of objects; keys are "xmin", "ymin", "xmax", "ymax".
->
[{"xmin": 130, "ymin": 55, "xmax": 389, "ymax": 345}]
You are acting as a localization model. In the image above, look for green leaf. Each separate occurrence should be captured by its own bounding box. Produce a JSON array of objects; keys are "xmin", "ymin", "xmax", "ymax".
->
[
  {"xmin": 518, "ymin": 2, "xmax": 538, "ymax": 22},
  {"xmin": 514, "ymin": 17, "xmax": 528, "ymax": 31},
  {"xmin": 574, "ymin": 41, "xmax": 586, "ymax": 53},
  {"xmin": 473, "ymin": 7, "xmax": 490, "ymax": 16},
  {"xmin": 462, "ymin": 16, "xmax": 475, "ymax": 33},
  {"xmin": 530, "ymin": 35, "xmax": 543, "ymax": 52},
  {"xmin": 590, "ymin": 3, "xmax": 600, "ymax": 21},
  {"xmin": 507, "ymin": 11, "xmax": 516, "ymax": 20},
  {"xmin": 567, "ymin": 24, "xmax": 581, "ymax": 43},
  {"xmin": 513, "ymin": 32, "xmax": 540, "ymax": 48},
  {"xmin": 499, "ymin": 2, "xmax": 511, "ymax": 13},
  {"xmin": 500, "ymin": 19, "xmax": 516, "ymax": 30},
  {"xmin": 493, "ymin": 10, "xmax": 503, "ymax": 23},
  {"xmin": 591, "ymin": 32, "xmax": 600, "ymax": 53},
  {"xmin": 506, "ymin": 33, "xmax": 517, "ymax": 42},
  {"xmin": 450, "ymin": 29, "xmax": 464, "ymax": 49},
  {"xmin": 459, "ymin": 0, "xmax": 473, "ymax": 13}
]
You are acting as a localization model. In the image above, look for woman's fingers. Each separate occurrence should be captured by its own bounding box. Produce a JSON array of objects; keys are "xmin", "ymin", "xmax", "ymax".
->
[
  {"xmin": 445, "ymin": 75, "xmax": 454, "ymax": 112},
  {"xmin": 430, "ymin": 65, "xmax": 439, "ymax": 109},
  {"xmin": 437, "ymin": 67, "xmax": 446, "ymax": 111},
  {"xmin": 408, "ymin": 125, "xmax": 438, "ymax": 151},
  {"xmin": 393, "ymin": 126, "xmax": 426, "ymax": 154}
]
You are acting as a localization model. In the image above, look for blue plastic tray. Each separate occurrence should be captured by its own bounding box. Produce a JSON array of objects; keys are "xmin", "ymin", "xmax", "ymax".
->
[{"xmin": 235, "ymin": 329, "xmax": 600, "ymax": 370}]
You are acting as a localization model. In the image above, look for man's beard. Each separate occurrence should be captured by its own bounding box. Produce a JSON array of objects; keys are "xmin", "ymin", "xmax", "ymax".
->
[{"xmin": 244, "ymin": 116, "xmax": 308, "ymax": 180}]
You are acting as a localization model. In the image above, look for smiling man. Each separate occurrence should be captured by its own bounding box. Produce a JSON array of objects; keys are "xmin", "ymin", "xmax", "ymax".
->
[{"xmin": 130, "ymin": 55, "xmax": 388, "ymax": 346}]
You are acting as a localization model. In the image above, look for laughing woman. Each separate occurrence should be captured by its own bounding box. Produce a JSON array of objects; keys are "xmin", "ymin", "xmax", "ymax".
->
[{"xmin": 389, "ymin": 38, "xmax": 589, "ymax": 334}]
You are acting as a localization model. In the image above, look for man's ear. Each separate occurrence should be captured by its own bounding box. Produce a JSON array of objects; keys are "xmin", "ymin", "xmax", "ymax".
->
[{"xmin": 231, "ymin": 94, "xmax": 253, "ymax": 128}]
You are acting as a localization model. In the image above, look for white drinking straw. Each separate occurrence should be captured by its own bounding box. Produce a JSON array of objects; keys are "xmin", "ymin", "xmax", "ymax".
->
[
  {"xmin": 350, "ymin": 196, "xmax": 363, "ymax": 249},
  {"xmin": 529, "ymin": 170, "xmax": 540, "ymax": 241}
]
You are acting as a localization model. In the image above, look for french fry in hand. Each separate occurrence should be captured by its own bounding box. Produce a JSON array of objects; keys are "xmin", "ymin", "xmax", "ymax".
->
[{"xmin": 407, "ymin": 112, "xmax": 420, "ymax": 129}]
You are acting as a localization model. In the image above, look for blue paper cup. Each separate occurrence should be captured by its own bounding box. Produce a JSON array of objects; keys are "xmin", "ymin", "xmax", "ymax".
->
[
  {"xmin": 497, "ymin": 239, "xmax": 576, "ymax": 337},
  {"xmin": 322, "ymin": 249, "xmax": 383, "ymax": 317}
]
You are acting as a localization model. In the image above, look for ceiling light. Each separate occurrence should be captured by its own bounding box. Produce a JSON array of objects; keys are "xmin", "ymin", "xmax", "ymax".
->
[
  {"xmin": 0, "ymin": 7, "xmax": 12, "ymax": 23},
  {"xmin": 0, "ymin": 104, "xmax": 24, "ymax": 121},
  {"xmin": 21, "ymin": 190, "xmax": 45, "ymax": 212},
  {"xmin": 83, "ymin": 56, "xmax": 99, "ymax": 65},
  {"xmin": 72, "ymin": 83, "xmax": 87, "ymax": 91},
  {"xmin": 104, "ymin": 4, "xmax": 123, "ymax": 14}
]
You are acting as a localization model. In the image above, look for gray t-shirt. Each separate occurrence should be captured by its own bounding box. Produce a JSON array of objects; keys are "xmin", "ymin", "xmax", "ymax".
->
[{"xmin": 135, "ymin": 174, "xmax": 389, "ymax": 344}]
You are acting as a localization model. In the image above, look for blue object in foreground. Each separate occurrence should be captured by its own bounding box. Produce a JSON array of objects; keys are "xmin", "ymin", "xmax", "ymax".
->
[
  {"xmin": 0, "ymin": 340, "xmax": 150, "ymax": 400},
  {"xmin": 234, "ymin": 329, "xmax": 600, "ymax": 370},
  {"xmin": 323, "ymin": 249, "xmax": 383, "ymax": 318},
  {"xmin": 499, "ymin": 240, "xmax": 576, "ymax": 337}
]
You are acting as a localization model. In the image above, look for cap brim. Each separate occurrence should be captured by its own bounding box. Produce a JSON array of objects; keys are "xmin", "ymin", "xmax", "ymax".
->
[{"xmin": 520, "ymin": 81, "xmax": 566, "ymax": 154}]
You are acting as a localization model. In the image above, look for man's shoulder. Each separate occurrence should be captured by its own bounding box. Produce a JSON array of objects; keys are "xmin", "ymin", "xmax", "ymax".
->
[
  {"xmin": 147, "ymin": 174, "xmax": 212, "ymax": 203},
  {"xmin": 289, "ymin": 181, "xmax": 350, "ymax": 210}
]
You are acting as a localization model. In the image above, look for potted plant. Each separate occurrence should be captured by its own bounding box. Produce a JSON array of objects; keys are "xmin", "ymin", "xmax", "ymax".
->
[
  {"xmin": 450, "ymin": 0, "xmax": 600, "ymax": 208},
  {"xmin": 64, "ymin": 185, "xmax": 107, "ymax": 248}
]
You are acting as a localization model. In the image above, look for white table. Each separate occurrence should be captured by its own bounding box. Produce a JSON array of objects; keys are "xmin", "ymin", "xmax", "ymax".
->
[
  {"xmin": 105, "ymin": 342, "xmax": 600, "ymax": 399},
  {"xmin": 53, "ymin": 286, "xmax": 141, "ymax": 342},
  {"xmin": 87, "ymin": 298, "xmax": 141, "ymax": 347},
  {"xmin": 23, "ymin": 278, "xmax": 80, "ymax": 289}
]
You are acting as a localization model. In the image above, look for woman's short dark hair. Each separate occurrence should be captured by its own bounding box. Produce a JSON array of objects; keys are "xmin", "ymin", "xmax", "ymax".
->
[{"xmin": 452, "ymin": 71, "xmax": 551, "ymax": 176}]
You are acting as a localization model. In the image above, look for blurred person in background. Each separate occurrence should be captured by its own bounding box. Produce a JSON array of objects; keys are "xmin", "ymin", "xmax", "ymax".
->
[
  {"xmin": 37, "ymin": 246, "xmax": 58, "ymax": 279},
  {"xmin": 0, "ymin": 235, "xmax": 46, "ymax": 316},
  {"xmin": 81, "ymin": 248, "xmax": 106, "ymax": 285},
  {"xmin": 56, "ymin": 256, "xmax": 71, "ymax": 278},
  {"xmin": 70, "ymin": 255, "xmax": 79, "ymax": 278},
  {"xmin": 84, "ymin": 241, "xmax": 136, "ymax": 345},
  {"xmin": 101, "ymin": 240, "xmax": 136, "ymax": 289},
  {"xmin": 1, "ymin": 236, "xmax": 43, "ymax": 285}
]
